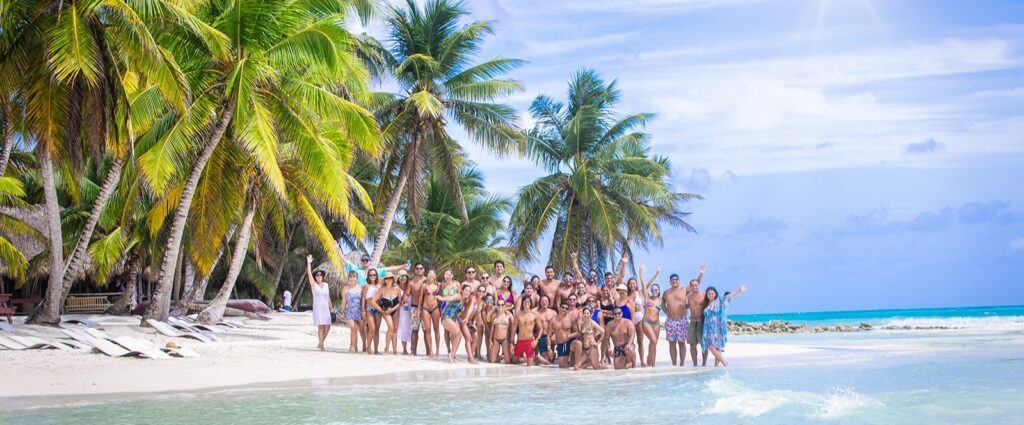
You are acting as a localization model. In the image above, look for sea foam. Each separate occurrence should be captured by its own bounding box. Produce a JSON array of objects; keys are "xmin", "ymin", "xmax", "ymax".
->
[
  {"xmin": 879, "ymin": 315, "xmax": 1024, "ymax": 331},
  {"xmin": 702, "ymin": 376, "xmax": 880, "ymax": 419}
]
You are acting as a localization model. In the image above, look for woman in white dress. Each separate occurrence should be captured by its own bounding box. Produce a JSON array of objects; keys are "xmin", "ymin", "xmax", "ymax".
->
[{"xmin": 306, "ymin": 255, "xmax": 332, "ymax": 351}]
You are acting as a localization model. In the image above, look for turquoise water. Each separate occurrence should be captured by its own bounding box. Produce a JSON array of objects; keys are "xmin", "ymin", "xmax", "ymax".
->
[
  {"xmin": 730, "ymin": 304, "xmax": 1024, "ymax": 327},
  {"xmin": 3, "ymin": 326, "xmax": 1023, "ymax": 424}
]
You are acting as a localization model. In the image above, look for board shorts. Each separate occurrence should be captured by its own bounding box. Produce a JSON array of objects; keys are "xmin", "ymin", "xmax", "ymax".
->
[
  {"xmin": 665, "ymin": 316, "xmax": 689, "ymax": 342},
  {"xmin": 687, "ymin": 320, "xmax": 703, "ymax": 345},
  {"xmin": 537, "ymin": 335, "xmax": 549, "ymax": 354},
  {"xmin": 515, "ymin": 339, "xmax": 535, "ymax": 358},
  {"xmin": 410, "ymin": 307, "xmax": 421, "ymax": 330},
  {"xmin": 555, "ymin": 338, "xmax": 575, "ymax": 357}
]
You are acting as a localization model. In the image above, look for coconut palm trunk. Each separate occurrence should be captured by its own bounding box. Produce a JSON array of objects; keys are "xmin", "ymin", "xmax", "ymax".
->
[
  {"xmin": 57, "ymin": 156, "xmax": 125, "ymax": 301},
  {"xmin": 144, "ymin": 101, "xmax": 235, "ymax": 324},
  {"xmin": 184, "ymin": 224, "xmax": 236, "ymax": 303},
  {"xmin": 26, "ymin": 143, "xmax": 66, "ymax": 325},
  {"xmin": 196, "ymin": 200, "xmax": 256, "ymax": 325},
  {"xmin": 0, "ymin": 104, "xmax": 13, "ymax": 176},
  {"xmin": 108, "ymin": 255, "xmax": 141, "ymax": 315},
  {"xmin": 369, "ymin": 137, "xmax": 417, "ymax": 267}
]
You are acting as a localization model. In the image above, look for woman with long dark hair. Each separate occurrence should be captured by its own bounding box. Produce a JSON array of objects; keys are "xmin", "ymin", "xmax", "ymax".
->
[
  {"xmin": 362, "ymin": 271, "xmax": 382, "ymax": 354},
  {"xmin": 702, "ymin": 284, "xmax": 748, "ymax": 367}
]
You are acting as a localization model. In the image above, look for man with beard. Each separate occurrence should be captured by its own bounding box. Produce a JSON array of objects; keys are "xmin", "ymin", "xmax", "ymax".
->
[
  {"xmin": 550, "ymin": 302, "xmax": 579, "ymax": 368},
  {"xmin": 686, "ymin": 265, "xmax": 709, "ymax": 366},
  {"xmin": 604, "ymin": 308, "xmax": 636, "ymax": 369},
  {"xmin": 407, "ymin": 262, "xmax": 428, "ymax": 356},
  {"xmin": 663, "ymin": 265, "xmax": 704, "ymax": 366},
  {"xmin": 539, "ymin": 266, "xmax": 559, "ymax": 302}
]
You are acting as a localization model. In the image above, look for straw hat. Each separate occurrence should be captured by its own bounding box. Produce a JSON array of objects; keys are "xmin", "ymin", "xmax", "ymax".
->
[
  {"xmin": 615, "ymin": 283, "xmax": 628, "ymax": 291},
  {"xmin": 165, "ymin": 341, "xmax": 179, "ymax": 349},
  {"xmin": 383, "ymin": 271, "xmax": 396, "ymax": 280}
]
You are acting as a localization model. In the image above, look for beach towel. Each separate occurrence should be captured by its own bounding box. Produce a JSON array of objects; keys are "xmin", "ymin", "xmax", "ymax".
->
[{"xmin": 398, "ymin": 299, "xmax": 412, "ymax": 342}]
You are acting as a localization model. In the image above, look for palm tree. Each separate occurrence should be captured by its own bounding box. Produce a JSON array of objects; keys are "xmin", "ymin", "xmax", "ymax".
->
[
  {"xmin": 384, "ymin": 163, "xmax": 518, "ymax": 274},
  {"xmin": 140, "ymin": 0, "xmax": 381, "ymax": 323},
  {"xmin": 507, "ymin": 70, "xmax": 700, "ymax": 274},
  {"xmin": 0, "ymin": 0, "xmax": 199, "ymax": 325},
  {"xmin": 367, "ymin": 0, "xmax": 524, "ymax": 267}
]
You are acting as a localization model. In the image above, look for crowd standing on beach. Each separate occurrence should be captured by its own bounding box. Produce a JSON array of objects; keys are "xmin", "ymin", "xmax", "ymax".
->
[{"xmin": 302, "ymin": 244, "xmax": 748, "ymax": 369}]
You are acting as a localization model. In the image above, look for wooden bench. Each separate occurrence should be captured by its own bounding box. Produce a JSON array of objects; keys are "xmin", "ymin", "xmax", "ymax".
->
[
  {"xmin": 9, "ymin": 297, "xmax": 41, "ymax": 315},
  {"xmin": 64, "ymin": 295, "xmax": 115, "ymax": 314},
  {"xmin": 0, "ymin": 294, "xmax": 12, "ymax": 323}
]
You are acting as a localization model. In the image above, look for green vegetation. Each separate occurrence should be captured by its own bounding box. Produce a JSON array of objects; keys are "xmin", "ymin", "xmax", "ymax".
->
[{"xmin": 0, "ymin": 0, "xmax": 697, "ymax": 324}]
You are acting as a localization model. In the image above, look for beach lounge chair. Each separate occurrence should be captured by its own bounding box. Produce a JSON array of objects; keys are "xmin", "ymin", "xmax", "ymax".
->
[
  {"xmin": 62, "ymin": 329, "xmax": 146, "ymax": 358},
  {"xmin": 59, "ymin": 339, "xmax": 93, "ymax": 350},
  {"xmin": 160, "ymin": 344, "xmax": 200, "ymax": 358},
  {"xmin": 110, "ymin": 337, "xmax": 172, "ymax": 360},
  {"xmin": 0, "ymin": 323, "xmax": 14, "ymax": 332},
  {"xmin": 145, "ymin": 319, "xmax": 214, "ymax": 343},
  {"xmin": 169, "ymin": 317, "xmax": 228, "ymax": 334},
  {"xmin": 0, "ymin": 335, "xmax": 27, "ymax": 350},
  {"xmin": 62, "ymin": 318, "xmax": 104, "ymax": 329},
  {"xmin": 7, "ymin": 335, "xmax": 75, "ymax": 351}
]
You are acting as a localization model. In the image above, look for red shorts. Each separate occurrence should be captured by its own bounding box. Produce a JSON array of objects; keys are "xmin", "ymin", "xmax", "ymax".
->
[{"xmin": 514, "ymin": 339, "xmax": 535, "ymax": 358}]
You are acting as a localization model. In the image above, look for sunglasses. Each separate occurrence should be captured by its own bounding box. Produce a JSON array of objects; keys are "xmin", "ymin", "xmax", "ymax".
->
[
  {"xmin": 466, "ymin": 270, "xmax": 476, "ymax": 274},
  {"xmin": 478, "ymin": 289, "xmax": 486, "ymax": 293}
]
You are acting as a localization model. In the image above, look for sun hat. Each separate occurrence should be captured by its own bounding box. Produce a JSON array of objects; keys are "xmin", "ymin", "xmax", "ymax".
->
[{"xmin": 615, "ymin": 283, "xmax": 628, "ymax": 291}]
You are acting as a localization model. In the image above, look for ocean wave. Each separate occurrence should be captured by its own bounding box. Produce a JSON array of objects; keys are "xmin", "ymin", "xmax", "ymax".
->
[
  {"xmin": 701, "ymin": 376, "xmax": 880, "ymax": 419},
  {"xmin": 879, "ymin": 315, "xmax": 1024, "ymax": 330}
]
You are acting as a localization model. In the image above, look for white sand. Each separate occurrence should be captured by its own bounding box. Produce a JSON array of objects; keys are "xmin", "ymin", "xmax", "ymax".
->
[{"xmin": 1, "ymin": 313, "xmax": 817, "ymax": 398}]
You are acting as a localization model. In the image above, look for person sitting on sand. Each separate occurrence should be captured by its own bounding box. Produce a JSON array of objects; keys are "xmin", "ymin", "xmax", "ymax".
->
[
  {"xmin": 571, "ymin": 305, "xmax": 605, "ymax": 370},
  {"xmin": 513, "ymin": 297, "xmax": 541, "ymax": 366},
  {"xmin": 702, "ymin": 284, "xmax": 748, "ymax": 367},
  {"xmin": 340, "ymin": 271, "xmax": 363, "ymax": 352},
  {"xmin": 605, "ymin": 308, "xmax": 636, "ymax": 370},
  {"xmin": 306, "ymin": 255, "xmax": 332, "ymax": 351}
]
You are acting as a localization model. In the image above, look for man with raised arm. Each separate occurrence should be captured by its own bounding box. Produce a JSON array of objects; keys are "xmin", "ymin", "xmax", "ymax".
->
[
  {"xmin": 335, "ymin": 242, "xmax": 408, "ymax": 286},
  {"xmin": 662, "ymin": 264, "xmax": 704, "ymax": 366},
  {"xmin": 685, "ymin": 265, "xmax": 708, "ymax": 366}
]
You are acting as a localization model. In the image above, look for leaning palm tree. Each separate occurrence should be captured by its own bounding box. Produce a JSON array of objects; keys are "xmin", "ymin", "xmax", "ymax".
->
[
  {"xmin": 140, "ymin": 0, "xmax": 381, "ymax": 322},
  {"xmin": 384, "ymin": 163, "xmax": 518, "ymax": 274},
  {"xmin": 507, "ymin": 70, "xmax": 699, "ymax": 274},
  {"xmin": 367, "ymin": 0, "xmax": 524, "ymax": 267},
  {"xmin": 0, "ymin": 0, "xmax": 202, "ymax": 325}
]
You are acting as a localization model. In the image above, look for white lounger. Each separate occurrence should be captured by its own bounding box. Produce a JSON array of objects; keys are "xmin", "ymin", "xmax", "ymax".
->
[
  {"xmin": 110, "ymin": 337, "xmax": 172, "ymax": 360},
  {"xmin": 0, "ymin": 335, "xmax": 27, "ymax": 350},
  {"xmin": 62, "ymin": 318, "xmax": 104, "ymax": 329},
  {"xmin": 7, "ymin": 335, "xmax": 76, "ymax": 351},
  {"xmin": 145, "ymin": 319, "xmax": 214, "ymax": 343},
  {"xmin": 169, "ymin": 317, "xmax": 227, "ymax": 335}
]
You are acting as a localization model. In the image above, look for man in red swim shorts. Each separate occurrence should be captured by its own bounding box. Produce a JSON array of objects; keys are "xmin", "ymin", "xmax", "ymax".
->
[{"xmin": 514, "ymin": 297, "xmax": 541, "ymax": 366}]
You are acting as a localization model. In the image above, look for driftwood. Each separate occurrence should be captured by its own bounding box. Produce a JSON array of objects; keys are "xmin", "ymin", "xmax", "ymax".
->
[{"xmin": 176, "ymin": 302, "xmax": 270, "ymax": 321}]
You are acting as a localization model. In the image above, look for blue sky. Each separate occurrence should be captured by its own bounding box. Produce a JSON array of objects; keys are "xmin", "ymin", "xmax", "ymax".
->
[{"xmin": 364, "ymin": 0, "xmax": 1024, "ymax": 313}]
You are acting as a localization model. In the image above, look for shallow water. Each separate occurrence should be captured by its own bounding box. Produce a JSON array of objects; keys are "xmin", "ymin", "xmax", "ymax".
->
[{"xmin": 3, "ymin": 327, "xmax": 1023, "ymax": 424}]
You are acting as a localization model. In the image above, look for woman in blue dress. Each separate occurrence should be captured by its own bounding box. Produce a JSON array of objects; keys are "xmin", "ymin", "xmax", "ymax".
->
[{"xmin": 702, "ymin": 284, "xmax": 748, "ymax": 367}]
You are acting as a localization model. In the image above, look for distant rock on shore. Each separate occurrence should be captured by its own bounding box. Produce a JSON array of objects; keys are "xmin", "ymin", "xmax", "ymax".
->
[{"xmin": 727, "ymin": 320, "xmax": 953, "ymax": 335}]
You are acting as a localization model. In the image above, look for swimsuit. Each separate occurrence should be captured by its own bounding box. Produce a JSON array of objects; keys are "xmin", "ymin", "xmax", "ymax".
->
[
  {"xmin": 614, "ymin": 344, "xmax": 627, "ymax": 358},
  {"xmin": 365, "ymin": 286, "xmax": 380, "ymax": 314},
  {"xmin": 665, "ymin": 316, "xmax": 689, "ymax": 342},
  {"xmin": 344, "ymin": 290, "xmax": 363, "ymax": 321},
  {"xmin": 442, "ymin": 300, "xmax": 461, "ymax": 321},
  {"xmin": 514, "ymin": 338, "xmax": 535, "ymax": 358},
  {"xmin": 537, "ymin": 334, "xmax": 549, "ymax": 354},
  {"xmin": 379, "ymin": 295, "xmax": 399, "ymax": 310},
  {"xmin": 643, "ymin": 318, "xmax": 660, "ymax": 327},
  {"xmin": 555, "ymin": 338, "xmax": 575, "ymax": 357}
]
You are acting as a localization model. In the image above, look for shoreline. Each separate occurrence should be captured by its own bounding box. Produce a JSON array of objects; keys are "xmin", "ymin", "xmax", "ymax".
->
[{"xmin": 0, "ymin": 313, "xmax": 816, "ymax": 400}]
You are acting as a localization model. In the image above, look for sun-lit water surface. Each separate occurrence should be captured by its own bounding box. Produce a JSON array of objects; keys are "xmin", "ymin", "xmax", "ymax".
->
[{"xmin": 2, "ymin": 316, "xmax": 1023, "ymax": 424}]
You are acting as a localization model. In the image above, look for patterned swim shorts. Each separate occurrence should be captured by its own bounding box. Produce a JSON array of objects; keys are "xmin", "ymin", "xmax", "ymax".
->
[
  {"xmin": 411, "ymin": 307, "xmax": 422, "ymax": 330},
  {"xmin": 665, "ymin": 316, "xmax": 689, "ymax": 342}
]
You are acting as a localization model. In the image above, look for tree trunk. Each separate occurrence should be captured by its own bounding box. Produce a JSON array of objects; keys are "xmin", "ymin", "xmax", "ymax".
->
[
  {"xmin": 269, "ymin": 221, "xmax": 296, "ymax": 303},
  {"xmin": 26, "ymin": 143, "xmax": 66, "ymax": 325},
  {"xmin": 184, "ymin": 224, "xmax": 237, "ymax": 303},
  {"xmin": 171, "ymin": 249, "xmax": 186, "ymax": 303},
  {"xmin": 0, "ymin": 104, "xmax": 13, "ymax": 176},
  {"xmin": 108, "ymin": 255, "xmax": 141, "ymax": 315},
  {"xmin": 196, "ymin": 200, "xmax": 256, "ymax": 325},
  {"xmin": 57, "ymin": 156, "xmax": 125, "ymax": 302},
  {"xmin": 369, "ymin": 138, "xmax": 417, "ymax": 267},
  {"xmin": 144, "ymin": 101, "xmax": 234, "ymax": 324}
]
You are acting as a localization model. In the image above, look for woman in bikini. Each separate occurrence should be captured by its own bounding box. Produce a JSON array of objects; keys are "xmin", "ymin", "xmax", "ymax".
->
[
  {"xmin": 369, "ymin": 272, "xmax": 402, "ymax": 354},
  {"xmin": 361, "ymin": 271, "xmax": 382, "ymax": 354},
  {"xmin": 436, "ymin": 272, "xmax": 464, "ymax": 363},
  {"xmin": 573, "ymin": 305, "xmax": 606, "ymax": 370},
  {"xmin": 638, "ymin": 265, "xmax": 662, "ymax": 367},
  {"xmin": 627, "ymin": 276, "xmax": 647, "ymax": 366},
  {"xmin": 459, "ymin": 284, "xmax": 482, "ymax": 364},
  {"xmin": 420, "ymin": 270, "xmax": 442, "ymax": 358},
  {"xmin": 490, "ymin": 297, "xmax": 513, "ymax": 363},
  {"xmin": 340, "ymin": 271, "xmax": 363, "ymax": 352},
  {"xmin": 496, "ymin": 276, "xmax": 516, "ymax": 309},
  {"xmin": 574, "ymin": 282, "xmax": 590, "ymax": 310},
  {"xmin": 478, "ymin": 289, "xmax": 495, "ymax": 362}
]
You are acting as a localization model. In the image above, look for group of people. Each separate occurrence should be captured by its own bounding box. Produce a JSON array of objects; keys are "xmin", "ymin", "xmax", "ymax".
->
[{"xmin": 302, "ymin": 246, "xmax": 748, "ymax": 369}]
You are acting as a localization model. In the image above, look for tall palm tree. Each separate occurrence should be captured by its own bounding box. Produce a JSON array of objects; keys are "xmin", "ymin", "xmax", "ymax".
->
[
  {"xmin": 0, "ymin": 0, "xmax": 199, "ymax": 325},
  {"xmin": 367, "ymin": 0, "xmax": 524, "ymax": 267},
  {"xmin": 140, "ymin": 0, "xmax": 381, "ymax": 322},
  {"xmin": 384, "ymin": 163, "xmax": 517, "ymax": 274},
  {"xmin": 507, "ymin": 70, "xmax": 699, "ymax": 274}
]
